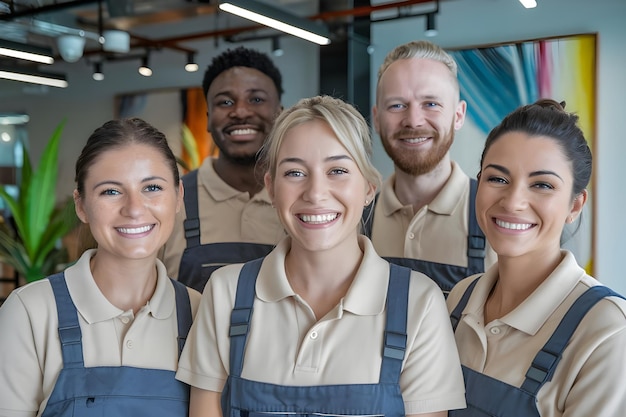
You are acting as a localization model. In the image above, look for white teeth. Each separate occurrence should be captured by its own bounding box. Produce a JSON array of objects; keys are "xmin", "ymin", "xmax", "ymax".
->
[
  {"xmin": 495, "ymin": 219, "xmax": 533, "ymax": 230},
  {"xmin": 230, "ymin": 128, "xmax": 257, "ymax": 136},
  {"xmin": 300, "ymin": 213, "xmax": 338, "ymax": 224},
  {"xmin": 117, "ymin": 225, "xmax": 153, "ymax": 234},
  {"xmin": 403, "ymin": 137, "xmax": 428, "ymax": 144}
]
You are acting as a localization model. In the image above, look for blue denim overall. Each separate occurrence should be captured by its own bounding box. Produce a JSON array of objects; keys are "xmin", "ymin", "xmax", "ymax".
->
[
  {"xmin": 41, "ymin": 272, "xmax": 192, "ymax": 417},
  {"xmin": 449, "ymin": 279, "xmax": 625, "ymax": 416},
  {"xmin": 221, "ymin": 258, "xmax": 410, "ymax": 417},
  {"xmin": 362, "ymin": 179, "xmax": 486, "ymax": 295},
  {"xmin": 178, "ymin": 170, "xmax": 275, "ymax": 292}
]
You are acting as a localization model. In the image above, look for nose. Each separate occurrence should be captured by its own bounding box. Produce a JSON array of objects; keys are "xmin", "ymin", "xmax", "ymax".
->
[
  {"xmin": 302, "ymin": 172, "xmax": 328, "ymax": 203},
  {"xmin": 229, "ymin": 100, "xmax": 254, "ymax": 120},
  {"xmin": 121, "ymin": 191, "xmax": 145, "ymax": 218},
  {"xmin": 499, "ymin": 184, "xmax": 528, "ymax": 212},
  {"xmin": 403, "ymin": 104, "xmax": 426, "ymax": 128}
]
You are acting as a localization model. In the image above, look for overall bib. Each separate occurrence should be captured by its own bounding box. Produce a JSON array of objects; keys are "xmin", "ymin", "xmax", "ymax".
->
[
  {"xmin": 178, "ymin": 170, "xmax": 275, "ymax": 292},
  {"xmin": 362, "ymin": 179, "xmax": 485, "ymax": 295},
  {"xmin": 449, "ymin": 279, "xmax": 625, "ymax": 417},
  {"xmin": 221, "ymin": 258, "xmax": 410, "ymax": 417},
  {"xmin": 41, "ymin": 273, "xmax": 193, "ymax": 417}
]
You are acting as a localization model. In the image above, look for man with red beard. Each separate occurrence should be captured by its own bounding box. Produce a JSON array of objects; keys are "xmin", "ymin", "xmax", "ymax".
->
[
  {"xmin": 162, "ymin": 47, "xmax": 286, "ymax": 292},
  {"xmin": 367, "ymin": 40, "xmax": 496, "ymax": 295}
]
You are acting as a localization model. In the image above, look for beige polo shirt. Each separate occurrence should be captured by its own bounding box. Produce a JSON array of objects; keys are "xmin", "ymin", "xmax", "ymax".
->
[
  {"xmin": 371, "ymin": 161, "xmax": 496, "ymax": 269},
  {"xmin": 176, "ymin": 236, "xmax": 466, "ymax": 415},
  {"xmin": 447, "ymin": 251, "xmax": 626, "ymax": 417},
  {"xmin": 0, "ymin": 250, "xmax": 201, "ymax": 417},
  {"xmin": 161, "ymin": 157, "xmax": 286, "ymax": 279}
]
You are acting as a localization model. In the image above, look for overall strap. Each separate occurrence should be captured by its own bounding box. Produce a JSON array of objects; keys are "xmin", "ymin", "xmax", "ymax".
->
[
  {"xmin": 171, "ymin": 279, "xmax": 193, "ymax": 358},
  {"xmin": 380, "ymin": 263, "xmax": 411, "ymax": 384},
  {"xmin": 49, "ymin": 273, "xmax": 84, "ymax": 369},
  {"xmin": 182, "ymin": 170, "xmax": 201, "ymax": 248},
  {"xmin": 467, "ymin": 178, "xmax": 486, "ymax": 273},
  {"xmin": 228, "ymin": 258, "xmax": 264, "ymax": 377},
  {"xmin": 521, "ymin": 286, "xmax": 626, "ymax": 395},
  {"xmin": 449, "ymin": 276, "xmax": 481, "ymax": 331}
]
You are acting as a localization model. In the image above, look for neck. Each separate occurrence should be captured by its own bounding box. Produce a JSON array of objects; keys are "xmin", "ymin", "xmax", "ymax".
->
[
  {"xmin": 213, "ymin": 157, "xmax": 264, "ymax": 196},
  {"xmin": 485, "ymin": 248, "xmax": 564, "ymax": 322},
  {"xmin": 285, "ymin": 237, "xmax": 363, "ymax": 319},
  {"xmin": 90, "ymin": 252, "xmax": 159, "ymax": 314},
  {"xmin": 393, "ymin": 158, "xmax": 452, "ymax": 211}
]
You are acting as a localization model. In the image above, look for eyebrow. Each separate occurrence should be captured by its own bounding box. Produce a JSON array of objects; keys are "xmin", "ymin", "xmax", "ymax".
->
[
  {"xmin": 213, "ymin": 88, "xmax": 269, "ymax": 98},
  {"xmin": 92, "ymin": 176, "xmax": 168, "ymax": 190},
  {"xmin": 485, "ymin": 164, "xmax": 564, "ymax": 182},
  {"xmin": 278, "ymin": 154, "xmax": 353, "ymax": 166}
]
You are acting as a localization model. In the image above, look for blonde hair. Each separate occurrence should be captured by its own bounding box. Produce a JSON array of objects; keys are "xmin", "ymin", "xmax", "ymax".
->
[
  {"xmin": 377, "ymin": 40, "xmax": 458, "ymax": 84},
  {"xmin": 260, "ymin": 95, "xmax": 382, "ymax": 191}
]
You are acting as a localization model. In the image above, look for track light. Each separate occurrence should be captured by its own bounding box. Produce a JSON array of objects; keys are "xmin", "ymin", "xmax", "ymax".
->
[
  {"xmin": 0, "ymin": 65, "xmax": 68, "ymax": 88},
  {"xmin": 185, "ymin": 52, "xmax": 199, "ymax": 72},
  {"xmin": 93, "ymin": 62, "xmax": 104, "ymax": 81},
  {"xmin": 424, "ymin": 13, "xmax": 437, "ymax": 37},
  {"xmin": 0, "ymin": 39, "xmax": 55, "ymax": 64},
  {"xmin": 138, "ymin": 55, "xmax": 152, "ymax": 77},
  {"xmin": 518, "ymin": 0, "xmax": 537, "ymax": 8},
  {"xmin": 219, "ymin": 0, "xmax": 331, "ymax": 45},
  {"xmin": 271, "ymin": 37, "xmax": 284, "ymax": 57}
]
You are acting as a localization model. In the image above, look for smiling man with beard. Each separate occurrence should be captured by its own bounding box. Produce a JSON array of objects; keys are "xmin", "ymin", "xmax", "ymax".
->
[
  {"xmin": 367, "ymin": 40, "xmax": 496, "ymax": 295},
  {"xmin": 161, "ymin": 47, "xmax": 287, "ymax": 292}
]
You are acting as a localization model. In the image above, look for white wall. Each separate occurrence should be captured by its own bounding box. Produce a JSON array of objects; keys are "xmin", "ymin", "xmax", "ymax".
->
[{"xmin": 370, "ymin": 0, "xmax": 626, "ymax": 292}]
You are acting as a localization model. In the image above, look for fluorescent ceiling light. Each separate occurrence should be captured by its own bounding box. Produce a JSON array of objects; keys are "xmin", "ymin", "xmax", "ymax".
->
[
  {"xmin": 219, "ymin": 0, "xmax": 331, "ymax": 45},
  {"xmin": 0, "ymin": 66, "xmax": 68, "ymax": 88},
  {"xmin": 0, "ymin": 39, "xmax": 54, "ymax": 64},
  {"xmin": 519, "ymin": 0, "xmax": 537, "ymax": 8}
]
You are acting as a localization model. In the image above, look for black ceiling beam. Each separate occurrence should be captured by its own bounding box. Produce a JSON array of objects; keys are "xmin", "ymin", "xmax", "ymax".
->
[{"xmin": 0, "ymin": 0, "xmax": 100, "ymax": 21}]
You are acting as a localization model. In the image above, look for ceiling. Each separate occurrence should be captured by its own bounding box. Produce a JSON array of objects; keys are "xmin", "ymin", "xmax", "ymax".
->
[{"xmin": 0, "ymin": 0, "xmax": 443, "ymax": 98}]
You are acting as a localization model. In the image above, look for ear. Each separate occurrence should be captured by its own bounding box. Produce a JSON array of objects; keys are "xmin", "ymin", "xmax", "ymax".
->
[
  {"xmin": 365, "ymin": 181, "xmax": 377, "ymax": 205},
  {"xmin": 372, "ymin": 105, "xmax": 380, "ymax": 134},
  {"xmin": 454, "ymin": 99, "xmax": 467, "ymax": 131},
  {"xmin": 567, "ymin": 189, "xmax": 588, "ymax": 224},
  {"xmin": 73, "ymin": 189, "xmax": 88, "ymax": 224},
  {"xmin": 176, "ymin": 180, "xmax": 184, "ymax": 214},
  {"xmin": 264, "ymin": 172, "xmax": 275, "ymax": 202}
]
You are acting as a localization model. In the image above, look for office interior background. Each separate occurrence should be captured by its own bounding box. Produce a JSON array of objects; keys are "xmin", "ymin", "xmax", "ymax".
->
[{"xmin": 0, "ymin": 0, "xmax": 624, "ymax": 292}]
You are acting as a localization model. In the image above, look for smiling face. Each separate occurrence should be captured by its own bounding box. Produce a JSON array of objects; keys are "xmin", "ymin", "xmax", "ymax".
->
[
  {"xmin": 74, "ymin": 143, "xmax": 183, "ymax": 262},
  {"xmin": 476, "ymin": 132, "xmax": 586, "ymax": 260},
  {"xmin": 207, "ymin": 66, "xmax": 282, "ymax": 165},
  {"xmin": 373, "ymin": 58, "xmax": 466, "ymax": 176},
  {"xmin": 265, "ymin": 120, "xmax": 375, "ymax": 254}
]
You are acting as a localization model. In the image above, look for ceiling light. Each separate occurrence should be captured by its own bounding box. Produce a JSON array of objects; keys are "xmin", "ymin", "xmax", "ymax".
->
[
  {"xmin": 219, "ymin": 0, "xmax": 331, "ymax": 46},
  {"xmin": 57, "ymin": 35, "xmax": 86, "ymax": 63},
  {"xmin": 103, "ymin": 30, "xmax": 130, "ymax": 53},
  {"xmin": 271, "ymin": 37, "xmax": 284, "ymax": 57},
  {"xmin": 519, "ymin": 0, "xmax": 537, "ymax": 8},
  {"xmin": 138, "ymin": 55, "xmax": 152, "ymax": 77},
  {"xmin": 93, "ymin": 62, "xmax": 104, "ymax": 81},
  {"xmin": 185, "ymin": 52, "xmax": 199, "ymax": 72},
  {"xmin": 424, "ymin": 13, "xmax": 437, "ymax": 37},
  {"xmin": 0, "ymin": 65, "xmax": 68, "ymax": 88},
  {"xmin": 0, "ymin": 39, "xmax": 54, "ymax": 65}
]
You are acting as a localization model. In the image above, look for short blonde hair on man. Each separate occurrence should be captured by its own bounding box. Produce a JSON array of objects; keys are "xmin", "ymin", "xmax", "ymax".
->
[
  {"xmin": 377, "ymin": 40, "xmax": 458, "ymax": 83},
  {"xmin": 260, "ymin": 95, "xmax": 382, "ymax": 192}
]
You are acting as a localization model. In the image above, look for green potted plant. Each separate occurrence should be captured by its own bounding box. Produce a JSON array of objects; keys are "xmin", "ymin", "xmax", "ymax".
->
[{"xmin": 0, "ymin": 121, "xmax": 78, "ymax": 283}]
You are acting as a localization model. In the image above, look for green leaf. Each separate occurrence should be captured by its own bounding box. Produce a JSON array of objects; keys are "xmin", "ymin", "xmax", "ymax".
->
[{"xmin": 23, "ymin": 121, "xmax": 65, "ymax": 258}]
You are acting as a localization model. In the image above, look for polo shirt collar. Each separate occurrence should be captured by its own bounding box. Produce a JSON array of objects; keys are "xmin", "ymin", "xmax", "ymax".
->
[
  {"xmin": 380, "ymin": 161, "xmax": 467, "ymax": 216},
  {"xmin": 464, "ymin": 251, "xmax": 584, "ymax": 335},
  {"xmin": 198, "ymin": 157, "xmax": 273, "ymax": 204},
  {"xmin": 256, "ymin": 236, "xmax": 389, "ymax": 316},
  {"xmin": 64, "ymin": 249, "xmax": 176, "ymax": 323}
]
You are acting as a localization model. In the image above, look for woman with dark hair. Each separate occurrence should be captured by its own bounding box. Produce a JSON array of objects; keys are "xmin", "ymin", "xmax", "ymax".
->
[
  {"xmin": 448, "ymin": 99, "xmax": 626, "ymax": 416},
  {"xmin": 0, "ymin": 118, "xmax": 201, "ymax": 417}
]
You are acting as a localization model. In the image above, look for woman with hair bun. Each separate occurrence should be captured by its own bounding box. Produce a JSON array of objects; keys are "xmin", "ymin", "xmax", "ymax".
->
[{"xmin": 448, "ymin": 99, "xmax": 626, "ymax": 416}]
